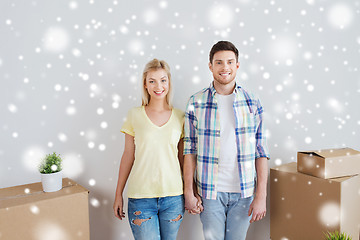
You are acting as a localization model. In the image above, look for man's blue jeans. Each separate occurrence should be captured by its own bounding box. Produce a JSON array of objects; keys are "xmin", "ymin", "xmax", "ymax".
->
[
  {"xmin": 127, "ymin": 195, "xmax": 184, "ymax": 240},
  {"xmin": 200, "ymin": 192, "xmax": 253, "ymax": 240}
]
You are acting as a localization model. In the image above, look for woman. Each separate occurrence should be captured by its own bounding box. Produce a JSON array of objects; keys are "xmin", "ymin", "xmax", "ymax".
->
[{"xmin": 113, "ymin": 59, "xmax": 185, "ymax": 240}]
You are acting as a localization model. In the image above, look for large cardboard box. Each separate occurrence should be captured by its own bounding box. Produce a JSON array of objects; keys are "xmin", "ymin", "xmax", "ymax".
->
[
  {"xmin": 0, "ymin": 178, "xmax": 89, "ymax": 240},
  {"xmin": 297, "ymin": 147, "xmax": 360, "ymax": 179},
  {"xmin": 271, "ymin": 162, "xmax": 360, "ymax": 240}
]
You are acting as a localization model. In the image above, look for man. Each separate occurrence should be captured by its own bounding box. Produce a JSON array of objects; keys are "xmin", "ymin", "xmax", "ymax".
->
[{"xmin": 183, "ymin": 41, "xmax": 270, "ymax": 240}]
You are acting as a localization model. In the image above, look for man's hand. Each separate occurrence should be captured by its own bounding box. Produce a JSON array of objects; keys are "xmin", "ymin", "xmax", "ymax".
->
[
  {"xmin": 248, "ymin": 195, "xmax": 266, "ymax": 223},
  {"xmin": 185, "ymin": 192, "xmax": 203, "ymax": 214},
  {"xmin": 249, "ymin": 157, "xmax": 268, "ymax": 223}
]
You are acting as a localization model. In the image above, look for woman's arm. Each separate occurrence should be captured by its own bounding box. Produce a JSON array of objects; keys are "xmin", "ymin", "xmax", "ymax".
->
[
  {"xmin": 113, "ymin": 133, "xmax": 135, "ymax": 220},
  {"xmin": 177, "ymin": 138, "xmax": 184, "ymax": 172}
]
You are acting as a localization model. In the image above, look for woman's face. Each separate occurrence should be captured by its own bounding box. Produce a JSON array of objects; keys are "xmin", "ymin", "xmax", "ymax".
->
[{"xmin": 144, "ymin": 69, "xmax": 169, "ymax": 102}]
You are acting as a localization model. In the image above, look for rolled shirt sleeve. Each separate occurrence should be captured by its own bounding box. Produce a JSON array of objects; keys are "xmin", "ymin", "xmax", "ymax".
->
[
  {"xmin": 254, "ymin": 97, "xmax": 270, "ymax": 160},
  {"xmin": 184, "ymin": 97, "xmax": 198, "ymax": 155}
]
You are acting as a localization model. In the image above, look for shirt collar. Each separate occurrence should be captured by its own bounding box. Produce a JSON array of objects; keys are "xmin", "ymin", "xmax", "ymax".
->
[{"xmin": 209, "ymin": 81, "xmax": 241, "ymax": 96}]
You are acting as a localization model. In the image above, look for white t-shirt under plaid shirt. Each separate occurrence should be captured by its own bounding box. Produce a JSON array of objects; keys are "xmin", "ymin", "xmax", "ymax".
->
[{"xmin": 184, "ymin": 82, "xmax": 270, "ymax": 200}]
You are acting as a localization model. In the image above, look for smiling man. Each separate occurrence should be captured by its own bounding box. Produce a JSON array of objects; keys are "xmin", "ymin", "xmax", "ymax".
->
[{"xmin": 183, "ymin": 41, "xmax": 270, "ymax": 240}]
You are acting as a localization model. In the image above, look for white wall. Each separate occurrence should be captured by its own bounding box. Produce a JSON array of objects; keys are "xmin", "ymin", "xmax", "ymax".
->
[{"xmin": 1, "ymin": 0, "xmax": 359, "ymax": 239}]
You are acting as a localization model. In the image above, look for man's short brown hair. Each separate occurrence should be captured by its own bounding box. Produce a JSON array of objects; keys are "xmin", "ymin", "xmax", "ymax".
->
[{"xmin": 209, "ymin": 41, "xmax": 239, "ymax": 63}]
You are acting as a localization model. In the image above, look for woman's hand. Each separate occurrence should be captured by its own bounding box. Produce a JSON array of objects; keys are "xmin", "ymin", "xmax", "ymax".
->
[
  {"xmin": 113, "ymin": 195, "xmax": 125, "ymax": 220},
  {"xmin": 185, "ymin": 192, "xmax": 203, "ymax": 214}
]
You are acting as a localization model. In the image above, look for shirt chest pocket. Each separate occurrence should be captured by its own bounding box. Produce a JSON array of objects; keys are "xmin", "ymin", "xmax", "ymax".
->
[
  {"xmin": 236, "ymin": 110, "xmax": 256, "ymax": 134},
  {"xmin": 170, "ymin": 129, "xmax": 182, "ymax": 145}
]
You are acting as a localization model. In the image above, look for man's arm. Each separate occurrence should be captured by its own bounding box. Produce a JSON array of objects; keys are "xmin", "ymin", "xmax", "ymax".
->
[
  {"xmin": 183, "ymin": 96, "xmax": 203, "ymax": 214},
  {"xmin": 184, "ymin": 154, "xmax": 203, "ymax": 214},
  {"xmin": 248, "ymin": 157, "xmax": 268, "ymax": 223},
  {"xmin": 247, "ymin": 95, "xmax": 270, "ymax": 222}
]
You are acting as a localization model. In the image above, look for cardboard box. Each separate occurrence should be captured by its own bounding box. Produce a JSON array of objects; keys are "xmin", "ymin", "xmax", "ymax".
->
[
  {"xmin": 270, "ymin": 162, "xmax": 360, "ymax": 240},
  {"xmin": 0, "ymin": 178, "xmax": 89, "ymax": 240},
  {"xmin": 297, "ymin": 147, "xmax": 360, "ymax": 179}
]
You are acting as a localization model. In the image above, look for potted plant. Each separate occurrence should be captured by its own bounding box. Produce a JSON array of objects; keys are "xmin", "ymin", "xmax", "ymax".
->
[
  {"xmin": 324, "ymin": 231, "xmax": 352, "ymax": 240},
  {"xmin": 39, "ymin": 152, "xmax": 63, "ymax": 192}
]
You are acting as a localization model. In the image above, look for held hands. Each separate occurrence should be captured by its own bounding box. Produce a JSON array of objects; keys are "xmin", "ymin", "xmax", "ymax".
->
[
  {"xmin": 113, "ymin": 195, "xmax": 125, "ymax": 220},
  {"xmin": 185, "ymin": 193, "xmax": 204, "ymax": 215},
  {"xmin": 248, "ymin": 195, "xmax": 266, "ymax": 223}
]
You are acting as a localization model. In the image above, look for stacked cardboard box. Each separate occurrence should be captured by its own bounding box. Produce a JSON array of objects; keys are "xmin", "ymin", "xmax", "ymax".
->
[
  {"xmin": 0, "ymin": 178, "xmax": 90, "ymax": 240},
  {"xmin": 270, "ymin": 148, "xmax": 360, "ymax": 240}
]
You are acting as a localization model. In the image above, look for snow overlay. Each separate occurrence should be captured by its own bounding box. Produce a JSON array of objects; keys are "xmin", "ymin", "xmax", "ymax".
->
[{"xmin": 0, "ymin": 0, "xmax": 359, "ymax": 239}]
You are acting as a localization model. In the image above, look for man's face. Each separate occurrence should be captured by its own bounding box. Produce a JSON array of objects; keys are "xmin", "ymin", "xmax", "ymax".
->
[{"xmin": 209, "ymin": 50, "xmax": 239, "ymax": 86}]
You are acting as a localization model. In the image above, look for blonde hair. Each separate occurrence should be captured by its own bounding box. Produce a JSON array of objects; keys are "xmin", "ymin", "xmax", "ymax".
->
[{"xmin": 141, "ymin": 59, "xmax": 173, "ymax": 108}]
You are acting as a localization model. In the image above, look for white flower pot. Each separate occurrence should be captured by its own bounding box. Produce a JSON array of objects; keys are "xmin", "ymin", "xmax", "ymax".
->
[{"xmin": 41, "ymin": 171, "xmax": 63, "ymax": 192}]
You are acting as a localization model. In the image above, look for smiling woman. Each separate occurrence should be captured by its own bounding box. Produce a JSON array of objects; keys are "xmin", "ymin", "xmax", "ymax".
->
[{"xmin": 113, "ymin": 58, "xmax": 185, "ymax": 240}]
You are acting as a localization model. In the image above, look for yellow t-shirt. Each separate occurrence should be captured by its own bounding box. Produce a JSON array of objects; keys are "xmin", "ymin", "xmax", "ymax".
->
[{"xmin": 121, "ymin": 106, "xmax": 184, "ymax": 198}]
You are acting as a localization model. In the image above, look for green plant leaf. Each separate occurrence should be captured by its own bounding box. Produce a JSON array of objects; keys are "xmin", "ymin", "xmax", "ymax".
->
[
  {"xmin": 38, "ymin": 152, "xmax": 63, "ymax": 174},
  {"xmin": 324, "ymin": 231, "xmax": 352, "ymax": 240}
]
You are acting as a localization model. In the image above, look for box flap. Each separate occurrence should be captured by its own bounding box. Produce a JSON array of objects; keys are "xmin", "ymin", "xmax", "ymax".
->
[
  {"xmin": 271, "ymin": 162, "xmax": 354, "ymax": 182},
  {"xmin": 0, "ymin": 178, "xmax": 89, "ymax": 209},
  {"xmin": 272, "ymin": 162, "xmax": 298, "ymax": 173},
  {"xmin": 298, "ymin": 151, "xmax": 324, "ymax": 158},
  {"xmin": 299, "ymin": 148, "xmax": 360, "ymax": 159}
]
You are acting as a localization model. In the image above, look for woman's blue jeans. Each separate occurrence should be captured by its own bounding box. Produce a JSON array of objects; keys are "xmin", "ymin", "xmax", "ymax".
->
[{"xmin": 128, "ymin": 195, "xmax": 184, "ymax": 240}]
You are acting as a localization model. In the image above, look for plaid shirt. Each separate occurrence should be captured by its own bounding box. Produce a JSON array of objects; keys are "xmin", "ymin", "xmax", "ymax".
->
[{"xmin": 184, "ymin": 82, "xmax": 270, "ymax": 200}]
